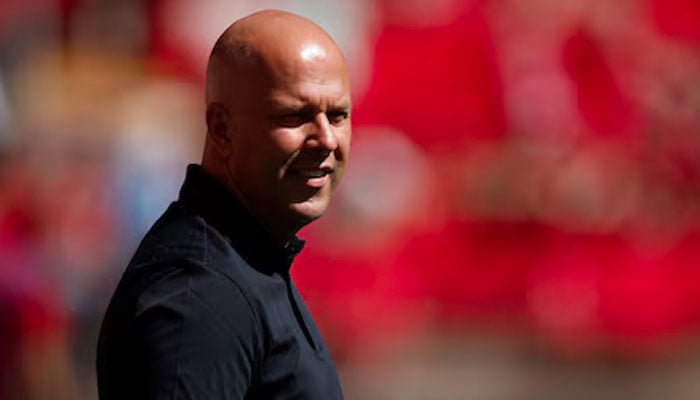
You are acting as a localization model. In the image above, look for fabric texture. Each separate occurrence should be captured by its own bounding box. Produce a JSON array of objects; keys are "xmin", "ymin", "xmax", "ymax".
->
[{"xmin": 97, "ymin": 164, "xmax": 343, "ymax": 400}]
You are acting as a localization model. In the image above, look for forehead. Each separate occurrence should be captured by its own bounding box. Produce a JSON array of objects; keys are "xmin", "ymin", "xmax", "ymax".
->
[
  {"xmin": 269, "ymin": 73, "xmax": 350, "ymax": 108},
  {"xmin": 272, "ymin": 40, "xmax": 347, "ymax": 80},
  {"xmin": 260, "ymin": 44, "xmax": 351, "ymax": 107},
  {"xmin": 217, "ymin": 26, "xmax": 351, "ymax": 111}
]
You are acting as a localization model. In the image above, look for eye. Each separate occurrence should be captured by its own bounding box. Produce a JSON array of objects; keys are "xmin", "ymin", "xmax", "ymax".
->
[
  {"xmin": 273, "ymin": 112, "xmax": 308, "ymax": 127},
  {"xmin": 327, "ymin": 110, "xmax": 349, "ymax": 125}
]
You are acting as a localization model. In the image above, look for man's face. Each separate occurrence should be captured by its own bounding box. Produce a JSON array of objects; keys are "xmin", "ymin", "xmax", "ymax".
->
[{"xmin": 224, "ymin": 44, "xmax": 351, "ymax": 237}]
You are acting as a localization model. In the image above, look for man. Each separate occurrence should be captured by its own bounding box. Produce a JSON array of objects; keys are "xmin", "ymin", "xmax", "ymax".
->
[{"xmin": 97, "ymin": 10, "xmax": 350, "ymax": 399}]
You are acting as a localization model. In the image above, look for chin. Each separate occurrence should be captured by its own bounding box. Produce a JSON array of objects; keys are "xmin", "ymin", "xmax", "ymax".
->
[{"xmin": 288, "ymin": 197, "xmax": 330, "ymax": 226}]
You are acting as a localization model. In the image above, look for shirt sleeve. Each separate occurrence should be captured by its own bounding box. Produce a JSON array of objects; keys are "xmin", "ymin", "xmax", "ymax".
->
[{"xmin": 131, "ymin": 266, "xmax": 262, "ymax": 400}]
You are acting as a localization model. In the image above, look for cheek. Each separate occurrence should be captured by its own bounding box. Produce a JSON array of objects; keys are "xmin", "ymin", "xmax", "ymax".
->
[
  {"xmin": 269, "ymin": 130, "xmax": 308, "ymax": 179},
  {"xmin": 270, "ymin": 129, "xmax": 306, "ymax": 155},
  {"xmin": 336, "ymin": 129, "xmax": 352, "ymax": 161}
]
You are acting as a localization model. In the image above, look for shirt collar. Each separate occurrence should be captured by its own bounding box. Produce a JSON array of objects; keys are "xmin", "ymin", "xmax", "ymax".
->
[{"xmin": 177, "ymin": 164, "xmax": 305, "ymax": 274}]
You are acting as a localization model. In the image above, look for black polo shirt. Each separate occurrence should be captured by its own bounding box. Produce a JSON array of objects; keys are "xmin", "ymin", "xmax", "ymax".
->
[{"xmin": 97, "ymin": 165, "xmax": 344, "ymax": 400}]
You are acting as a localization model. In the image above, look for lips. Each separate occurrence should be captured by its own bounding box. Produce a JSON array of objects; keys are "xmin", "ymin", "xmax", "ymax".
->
[
  {"xmin": 300, "ymin": 169, "xmax": 329, "ymax": 178},
  {"xmin": 290, "ymin": 163, "xmax": 334, "ymax": 176},
  {"xmin": 289, "ymin": 165, "xmax": 334, "ymax": 188}
]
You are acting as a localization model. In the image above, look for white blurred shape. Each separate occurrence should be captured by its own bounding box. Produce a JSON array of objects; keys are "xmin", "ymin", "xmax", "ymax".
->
[{"xmin": 301, "ymin": 44, "xmax": 327, "ymax": 62}]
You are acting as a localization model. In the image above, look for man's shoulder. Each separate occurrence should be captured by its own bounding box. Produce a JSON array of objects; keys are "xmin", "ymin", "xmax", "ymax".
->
[
  {"xmin": 117, "ymin": 201, "xmax": 263, "ymax": 311},
  {"xmin": 129, "ymin": 201, "xmax": 209, "ymax": 269},
  {"xmin": 102, "ymin": 201, "xmax": 264, "ymax": 339},
  {"xmin": 128, "ymin": 201, "xmax": 240, "ymax": 274},
  {"xmin": 97, "ymin": 203, "xmax": 265, "ymax": 399}
]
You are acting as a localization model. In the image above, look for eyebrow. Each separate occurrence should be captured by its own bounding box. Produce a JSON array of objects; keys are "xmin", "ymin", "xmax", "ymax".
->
[
  {"xmin": 270, "ymin": 100, "xmax": 351, "ymax": 114},
  {"xmin": 333, "ymin": 101, "xmax": 351, "ymax": 111},
  {"xmin": 270, "ymin": 104, "xmax": 313, "ymax": 116}
]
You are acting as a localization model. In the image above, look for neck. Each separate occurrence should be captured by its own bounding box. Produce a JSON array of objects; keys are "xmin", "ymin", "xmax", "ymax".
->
[{"xmin": 200, "ymin": 160, "xmax": 298, "ymax": 249}]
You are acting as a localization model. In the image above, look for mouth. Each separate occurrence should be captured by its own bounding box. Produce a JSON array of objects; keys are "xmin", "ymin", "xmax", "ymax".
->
[
  {"xmin": 289, "ymin": 165, "xmax": 334, "ymax": 188},
  {"xmin": 300, "ymin": 169, "xmax": 330, "ymax": 178}
]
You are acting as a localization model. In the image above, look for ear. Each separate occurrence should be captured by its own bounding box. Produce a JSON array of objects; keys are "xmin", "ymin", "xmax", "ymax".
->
[{"xmin": 206, "ymin": 102, "xmax": 233, "ymax": 157}]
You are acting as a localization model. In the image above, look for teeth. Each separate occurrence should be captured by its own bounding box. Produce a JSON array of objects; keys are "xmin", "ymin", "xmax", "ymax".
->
[{"xmin": 301, "ymin": 170, "xmax": 326, "ymax": 178}]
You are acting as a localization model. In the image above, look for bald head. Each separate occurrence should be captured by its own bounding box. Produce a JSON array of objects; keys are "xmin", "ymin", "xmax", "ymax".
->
[
  {"xmin": 201, "ymin": 10, "xmax": 352, "ymax": 244},
  {"xmin": 205, "ymin": 10, "xmax": 347, "ymax": 105}
]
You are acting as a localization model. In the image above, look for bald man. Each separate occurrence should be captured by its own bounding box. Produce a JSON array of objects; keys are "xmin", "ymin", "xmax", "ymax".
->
[{"xmin": 97, "ymin": 10, "xmax": 349, "ymax": 400}]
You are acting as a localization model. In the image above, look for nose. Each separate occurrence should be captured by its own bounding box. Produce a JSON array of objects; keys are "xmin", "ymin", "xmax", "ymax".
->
[{"xmin": 307, "ymin": 113, "xmax": 338, "ymax": 152}]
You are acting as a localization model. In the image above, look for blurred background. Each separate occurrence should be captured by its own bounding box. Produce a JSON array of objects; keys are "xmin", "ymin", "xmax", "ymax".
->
[{"xmin": 1, "ymin": 0, "xmax": 700, "ymax": 399}]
